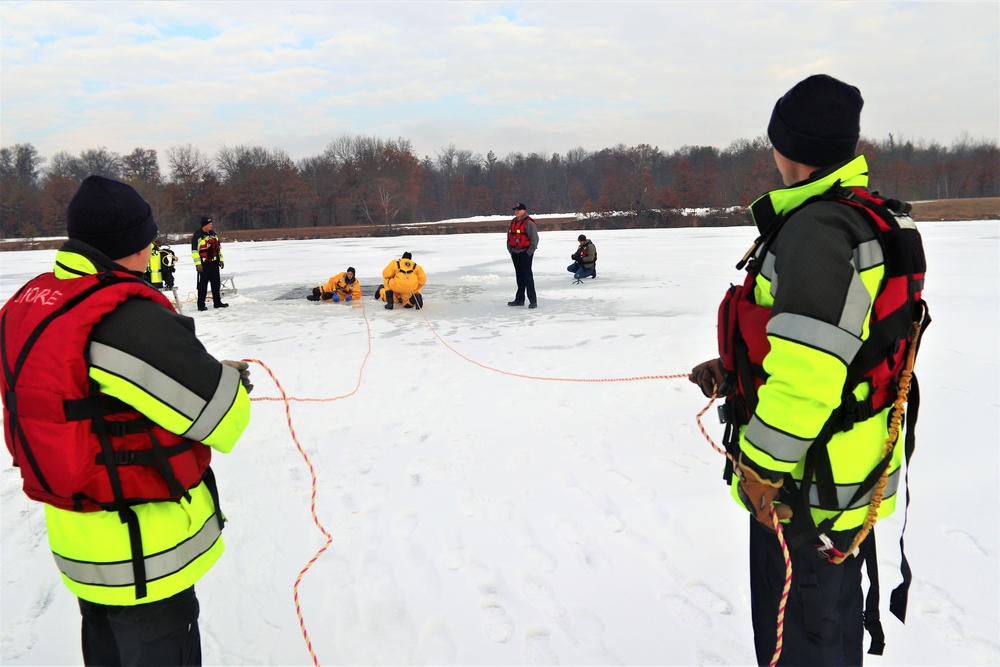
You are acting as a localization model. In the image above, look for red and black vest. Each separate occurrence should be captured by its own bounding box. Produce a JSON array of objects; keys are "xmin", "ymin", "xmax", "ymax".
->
[
  {"xmin": 1, "ymin": 270, "xmax": 212, "ymax": 513},
  {"xmin": 718, "ymin": 187, "xmax": 928, "ymax": 430},
  {"xmin": 508, "ymin": 217, "xmax": 533, "ymax": 250}
]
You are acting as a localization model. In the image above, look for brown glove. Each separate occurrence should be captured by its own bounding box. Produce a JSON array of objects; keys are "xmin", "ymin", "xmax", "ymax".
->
[
  {"xmin": 221, "ymin": 360, "xmax": 253, "ymax": 394},
  {"xmin": 689, "ymin": 358, "xmax": 727, "ymax": 398},
  {"xmin": 735, "ymin": 455, "xmax": 793, "ymax": 528},
  {"xmin": 196, "ymin": 264, "xmax": 203, "ymax": 273}
]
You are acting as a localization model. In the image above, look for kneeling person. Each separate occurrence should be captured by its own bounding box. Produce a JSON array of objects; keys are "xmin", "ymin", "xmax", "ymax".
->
[{"xmin": 375, "ymin": 252, "xmax": 426, "ymax": 309}]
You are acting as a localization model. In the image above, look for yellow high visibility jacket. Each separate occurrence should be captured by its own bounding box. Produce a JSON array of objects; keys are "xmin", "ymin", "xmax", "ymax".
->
[
  {"xmin": 6, "ymin": 242, "xmax": 250, "ymax": 605},
  {"xmin": 732, "ymin": 156, "xmax": 908, "ymax": 531}
]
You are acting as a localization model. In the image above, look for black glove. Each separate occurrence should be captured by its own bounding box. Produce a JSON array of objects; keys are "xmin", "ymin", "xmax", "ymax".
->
[
  {"xmin": 306, "ymin": 294, "xmax": 320, "ymax": 301},
  {"xmin": 312, "ymin": 287, "xmax": 321, "ymax": 297},
  {"xmin": 571, "ymin": 252, "xmax": 581, "ymax": 261},
  {"xmin": 321, "ymin": 292, "xmax": 333, "ymax": 301},
  {"xmin": 221, "ymin": 360, "xmax": 254, "ymax": 394}
]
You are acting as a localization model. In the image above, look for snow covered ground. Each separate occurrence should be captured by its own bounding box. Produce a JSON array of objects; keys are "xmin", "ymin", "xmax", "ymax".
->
[{"xmin": 2, "ymin": 221, "xmax": 998, "ymax": 665}]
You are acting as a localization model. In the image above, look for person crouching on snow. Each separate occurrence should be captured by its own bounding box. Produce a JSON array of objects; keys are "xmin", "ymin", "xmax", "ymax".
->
[
  {"xmin": 375, "ymin": 252, "xmax": 426, "ymax": 309},
  {"xmin": 307, "ymin": 267, "xmax": 362, "ymax": 303},
  {"xmin": 568, "ymin": 234, "xmax": 597, "ymax": 281}
]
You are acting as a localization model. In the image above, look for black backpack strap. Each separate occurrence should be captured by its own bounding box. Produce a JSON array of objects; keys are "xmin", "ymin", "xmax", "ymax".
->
[
  {"xmin": 889, "ymin": 371, "xmax": 920, "ymax": 623},
  {"xmin": 863, "ymin": 534, "xmax": 886, "ymax": 655}
]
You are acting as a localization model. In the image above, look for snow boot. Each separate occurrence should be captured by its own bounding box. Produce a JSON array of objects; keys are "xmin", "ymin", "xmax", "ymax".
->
[
  {"xmin": 413, "ymin": 293, "xmax": 423, "ymax": 310},
  {"xmin": 384, "ymin": 290, "xmax": 394, "ymax": 309},
  {"xmin": 374, "ymin": 285, "xmax": 383, "ymax": 301}
]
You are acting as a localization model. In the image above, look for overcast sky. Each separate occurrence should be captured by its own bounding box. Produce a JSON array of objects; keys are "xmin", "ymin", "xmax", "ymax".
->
[{"xmin": 2, "ymin": 1, "xmax": 998, "ymax": 168}]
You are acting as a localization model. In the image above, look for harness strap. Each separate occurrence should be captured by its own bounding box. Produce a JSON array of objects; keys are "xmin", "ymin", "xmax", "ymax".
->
[
  {"xmin": 889, "ymin": 371, "xmax": 920, "ymax": 624},
  {"xmin": 92, "ymin": 408, "xmax": 148, "ymax": 599},
  {"xmin": 863, "ymin": 535, "xmax": 886, "ymax": 655}
]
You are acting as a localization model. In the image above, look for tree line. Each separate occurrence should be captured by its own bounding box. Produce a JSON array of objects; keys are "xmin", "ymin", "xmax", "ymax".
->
[{"xmin": 1, "ymin": 133, "xmax": 997, "ymax": 239}]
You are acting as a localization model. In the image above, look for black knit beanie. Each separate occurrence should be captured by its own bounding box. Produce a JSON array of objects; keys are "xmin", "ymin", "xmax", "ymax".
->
[
  {"xmin": 767, "ymin": 74, "xmax": 864, "ymax": 167},
  {"xmin": 402, "ymin": 252, "xmax": 412, "ymax": 260},
  {"xmin": 67, "ymin": 176, "xmax": 158, "ymax": 260}
]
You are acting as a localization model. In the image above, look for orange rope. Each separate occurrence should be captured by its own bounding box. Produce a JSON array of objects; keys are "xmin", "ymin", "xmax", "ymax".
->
[
  {"xmin": 696, "ymin": 394, "xmax": 791, "ymax": 667},
  {"xmin": 241, "ymin": 301, "xmax": 373, "ymax": 667}
]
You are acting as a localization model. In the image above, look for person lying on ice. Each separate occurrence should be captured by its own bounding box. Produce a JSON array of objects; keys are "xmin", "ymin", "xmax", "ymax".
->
[
  {"xmin": 306, "ymin": 266, "xmax": 362, "ymax": 303},
  {"xmin": 374, "ymin": 252, "xmax": 426, "ymax": 309}
]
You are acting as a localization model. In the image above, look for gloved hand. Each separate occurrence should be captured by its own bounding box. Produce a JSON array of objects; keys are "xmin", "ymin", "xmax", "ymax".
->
[
  {"xmin": 331, "ymin": 293, "xmax": 340, "ymax": 302},
  {"xmin": 345, "ymin": 295, "xmax": 352, "ymax": 302},
  {"xmin": 735, "ymin": 455, "xmax": 792, "ymax": 528},
  {"xmin": 321, "ymin": 292, "xmax": 333, "ymax": 301},
  {"xmin": 221, "ymin": 360, "xmax": 253, "ymax": 394},
  {"xmin": 306, "ymin": 294, "xmax": 320, "ymax": 301},
  {"xmin": 689, "ymin": 358, "xmax": 733, "ymax": 398},
  {"xmin": 571, "ymin": 252, "xmax": 581, "ymax": 261},
  {"xmin": 219, "ymin": 261, "xmax": 225, "ymax": 269},
  {"xmin": 196, "ymin": 264, "xmax": 203, "ymax": 273}
]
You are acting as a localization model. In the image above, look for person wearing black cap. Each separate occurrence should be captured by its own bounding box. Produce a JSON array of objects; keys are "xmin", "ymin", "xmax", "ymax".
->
[
  {"xmin": 506, "ymin": 203, "xmax": 538, "ymax": 308},
  {"xmin": 190, "ymin": 216, "xmax": 227, "ymax": 311},
  {"xmin": 0, "ymin": 175, "xmax": 252, "ymax": 665},
  {"xmin": 375, "ymin": 252, "xmax": 426, "ymax": 309},
  {"xmin": 689, "ymin": 75, "xmax": 928, "ymax": 665},
  {"xmin": 567, "ymin": 234, "xmax": 597, "ymax": 282},
  {"xmin": 307, "ymin": 266, "xmax": 362, "ymax": 303}
]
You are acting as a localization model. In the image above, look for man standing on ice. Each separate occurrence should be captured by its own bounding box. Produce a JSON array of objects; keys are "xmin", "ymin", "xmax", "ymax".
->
[
  {"xmin": 1, "ymin": 176, "xmax": 253, "ymax": 665},
  {"xmin": 506, "ymin": 202, "xmax": 539, "ymax": 309},
  {"xmin": 689, "ymin": 75, "xmax": 928, "ymax": 665}
]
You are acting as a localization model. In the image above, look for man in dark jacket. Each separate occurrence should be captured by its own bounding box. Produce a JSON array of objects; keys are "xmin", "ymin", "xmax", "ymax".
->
[
  {"xmin": 567, "ymin": 234, "xmax": 597, "ymax": 282},
  {"xmin": 190, "ymin": 216, "xmax": 227, "ymax": 311}
]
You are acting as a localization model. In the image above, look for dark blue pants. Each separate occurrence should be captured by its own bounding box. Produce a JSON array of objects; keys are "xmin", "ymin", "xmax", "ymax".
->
[
  {"xmin": 749, "ymin": 518, "xmax": 866, "ymax": 666},
  {"xmin": 511, "ymin": 251, "xmax": 536, "ymax": 305},
  {"xmin": 79, "ymin": 586, "xmax": 201, "ymax": 666}
]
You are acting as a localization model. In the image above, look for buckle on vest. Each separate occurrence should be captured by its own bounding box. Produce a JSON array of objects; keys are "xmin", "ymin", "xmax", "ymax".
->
[
  {"xmin": 106, "ymin": 421, "xmax": 129, "ymax": 437},
  {"xmin": 115, "ymin": 450, "xmax": 136, "ymax": 464}
]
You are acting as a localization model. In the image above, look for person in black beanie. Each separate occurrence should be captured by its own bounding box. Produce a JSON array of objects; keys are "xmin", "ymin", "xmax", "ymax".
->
[
  {"xmin": 689, "ymin": 75, "xmax": 927, "ymax": 665},
  {"xmin": 190, "ymin": 216, "xmax": 227, "ymax": 311},
  {"xmin": 0, "ymin": 175, "xmax": 252, "ymax": 666}
]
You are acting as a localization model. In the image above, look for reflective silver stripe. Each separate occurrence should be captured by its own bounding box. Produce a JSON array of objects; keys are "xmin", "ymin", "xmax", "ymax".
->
[
  {"xmin": 767, "ymin": 313, "xmax": 862, "ymax": 365},
  {"xmin": 760, "ymin": 250, "xmax": 776, "ymax": 283},
  {"xmin": 183, "ymin": 365, "xmax": 241, "ymax": 441},
  {"xmin": 52, "ymin": 514, "xmax": 222, "ymax": 587},
  {"xmin": 808, "ymin": 467, "xmax": 901, "ymax": 510},
  {"xmin": 745, "ymin": 415, "xmax": 811, "ymax": 464},
  {"xmin": 853, "ymin": 239, "xmax": 883, "ymax": 272},
  {"xmin": 837, "ymin": 274, "xmax": 873, "ymax": 339},
  {"xmin": 90, "ymin": 342, "xmax": 206, "ymax": 420}
]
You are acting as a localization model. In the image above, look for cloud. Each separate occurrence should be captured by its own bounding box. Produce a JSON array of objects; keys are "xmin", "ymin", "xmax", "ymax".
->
[{"xmin": 1, "ymin": 0, "xmax": 997, "ymax": 171}]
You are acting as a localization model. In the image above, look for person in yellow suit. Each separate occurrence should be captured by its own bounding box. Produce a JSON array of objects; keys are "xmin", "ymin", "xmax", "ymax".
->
[
  {"xmin": 306, "ymin": 266, "xmax": 362, "ymax": 303},
  {"xmin": 375, "ymin": 252, "xmax": 426, "ymax": 309}
]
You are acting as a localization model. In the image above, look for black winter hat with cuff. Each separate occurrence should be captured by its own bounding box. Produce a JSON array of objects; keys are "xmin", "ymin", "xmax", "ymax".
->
[
  {"xmin": 67, "ymin": 175, "xmax": 158, "ymax": 260},
  {"xmin": 767, "ymin": 74, "xmax": 864, "ymax": 167}
]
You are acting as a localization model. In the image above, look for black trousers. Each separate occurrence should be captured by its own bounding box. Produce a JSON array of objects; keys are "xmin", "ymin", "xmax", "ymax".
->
[
  {"xmin": 79, "ymin": 586, "xmax": 201, "ymax": 666},
  {"xmin": 510, "ymin": 251, "xmax": 536, "ymax": 304},
  {"xmin": 749, "ymin": 518, "xmax": 866, "ymax": 666},
  {"xmin": 197, "ymin": 262, "xmax": 222, "ymax": 308}
]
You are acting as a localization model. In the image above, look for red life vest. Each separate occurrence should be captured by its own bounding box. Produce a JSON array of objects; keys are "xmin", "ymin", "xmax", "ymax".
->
[
  {"xmin": 1, "ymin": 271, "xmax": 212, "ymax": 512},
  {"xmin": 508, "ymin": 217, "xmax": 533, "ymax": 250},
  {"xmin": 718, "ymin": 186, "xmax": 928, "ymax": 428}
]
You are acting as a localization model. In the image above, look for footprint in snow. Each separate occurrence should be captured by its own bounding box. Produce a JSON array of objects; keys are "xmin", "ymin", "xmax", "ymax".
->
[
  {"xmin": 944, "ymin": 528, "xmax": 988, "ymax": 556},
  {"xmin": 523, "ymin": 627, "xmax": 559, "ymax": 665},
  {"xmin": 481, "ymin": 603, "xmax": 515, "ymax": 643}
]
